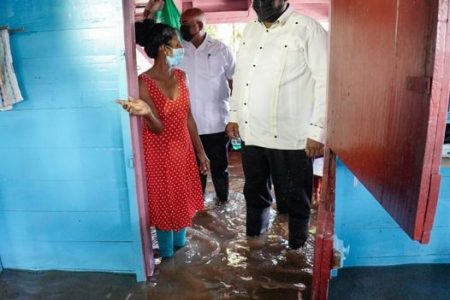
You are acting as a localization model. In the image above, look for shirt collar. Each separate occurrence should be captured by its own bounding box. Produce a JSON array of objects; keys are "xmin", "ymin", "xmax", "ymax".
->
[
  {"xmin": 197, "ymin": 33, "xmax": 211, "ymax": 51},
  {"xmin": 258, "ymin": 5, "xmax": 294, "ymax": 29},
  {"xmin": 277, "ymin": 5, "xmax": 294, "ymax": 26},
  {"xmin": 184, "ymin": 33, "xmax": 211, "ymax": 51}
]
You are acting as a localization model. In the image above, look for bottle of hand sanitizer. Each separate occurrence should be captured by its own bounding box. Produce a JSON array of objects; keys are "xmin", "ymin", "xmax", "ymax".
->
[{"xmin": 230, "ymin": 137, "xmax": 242, "ymax": 151}]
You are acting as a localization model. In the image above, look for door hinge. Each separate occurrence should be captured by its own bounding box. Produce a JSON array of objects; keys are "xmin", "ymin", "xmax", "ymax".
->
[{"xmin": 406, "ymin": 76, "xmax": 432, "ymax": 94}]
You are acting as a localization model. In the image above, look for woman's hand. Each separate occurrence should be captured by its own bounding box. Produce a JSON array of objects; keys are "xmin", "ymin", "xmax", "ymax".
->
[
  {"xmin": 116, "ymin": 97, "xmax": 152, "ymax": 116},
  {"xmin": 143, "ymin": 0, "xmax": 164, "ymax": 19},
  {"xmin": 197, "ymin": 152, "xmax": 210, "ymax": 175}
]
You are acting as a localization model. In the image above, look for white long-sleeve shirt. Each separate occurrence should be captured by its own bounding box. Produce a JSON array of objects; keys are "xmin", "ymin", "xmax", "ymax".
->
[
  {"xmin": 229, "ymin": 7, "xmax": 328, "ymax": 150},
  {"xmin": 178, "ymin": 35, "xmax": 235, "ymax": 135}
]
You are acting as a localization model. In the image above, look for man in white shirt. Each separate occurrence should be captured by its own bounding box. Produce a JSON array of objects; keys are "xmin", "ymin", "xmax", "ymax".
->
[
  {"xmin": 178, "ymin": 8, "xmax": 235, "ymax": 203},
  {"xmin": 226, "ymin": 0, "xmax": 328, "ymax": 249}
]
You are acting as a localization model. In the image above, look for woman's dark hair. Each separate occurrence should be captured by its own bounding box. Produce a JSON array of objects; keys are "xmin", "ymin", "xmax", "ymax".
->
[{"xmin": 135, "ymin": 19, "xmax": 177, "ymax": 59}]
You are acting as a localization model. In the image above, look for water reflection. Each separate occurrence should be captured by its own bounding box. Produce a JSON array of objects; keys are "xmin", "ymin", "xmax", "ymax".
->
[{"xmin": 148, "ymin": 188, "xmax": 315, "ymax": 300}]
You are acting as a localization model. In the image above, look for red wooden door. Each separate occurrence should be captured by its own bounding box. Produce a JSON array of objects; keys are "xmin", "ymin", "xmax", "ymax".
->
[
  {"xmin": 328, "ymin": 0, "xmax": 447, "ymax": 243},
  {"xmin": 313, "ymin": 0, "xmax": 450, "ymax": 298}
]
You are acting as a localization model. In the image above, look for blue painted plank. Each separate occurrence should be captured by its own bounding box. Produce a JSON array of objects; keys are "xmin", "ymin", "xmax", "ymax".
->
[
  {"xmin": 440, "ymin": 166, "xmax": 450, "ymax": 177},
  {"xmin": 340, "ymin": 227, "xmax": 450, "ymax": 267},
  {"xmin": 9, "ymin": 57, "xmax": 124, "ymax": 110},
  {"xmin": 16, "ymin": 56, "xmax": 119, "ymax": 84},
  {"xmin": 344, "ymin": 254, "xmax": 450, "ymax": 267},
  {"xmin": 10, "ymin": 29, "xmax": 119, "ymax": 60},
  {"xmin": 0, "ymin": 180, "xmax": 127, "ymax": 212},
  {"xmin": 0, "ymin": 109, "xmax": 124, "ymax": 148},
  {"xmin": 338, "ymin": 195, "xmax": 450, "ymax": 228},
  {"xmin": 434, "ymin": 198, "xmax": 450, "ymax": 227},
  {"xmin": 0, "ymin": 211, "xmax": 132, "ymax": 242},
  {"xmin": 14, "ymin": 86, "xmax": 119, "ymax": 110},
  {"xmin": 336, "ymin": 161, "xmax": 450, "ymax": 268},
  {"xmin": 0, "ymin": 0, "xmax": 122, "ymax": 32},
  {"xmin": 12, "ymin": 56, "xmax": 122, "ymax": 108},
  {"xmin": 16, "ymin": 57, "xmax": 120, "ymax": 87},
  {"xmin": 0, "ymin": 240, "xmax": 135, "ymax": 273},
  {"xmin": 336, "ymin": 174, "xmax": 450, "ymax": 229},
  {"xmin": 0, "ymin": 148, "xmax": 127, "ymax": 181},
  {"xmin": 335, "ymin": 198, "xmax": 400, "ymax": 229},
  {"xmin": 439, "ymin": 180, "xmax": 450, "ymax": 200}
]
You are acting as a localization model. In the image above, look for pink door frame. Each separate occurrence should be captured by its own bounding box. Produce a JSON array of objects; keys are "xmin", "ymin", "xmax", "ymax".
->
[{"xmin": 122, "ymin": 0, "xmax": 155, "ymax": 278}]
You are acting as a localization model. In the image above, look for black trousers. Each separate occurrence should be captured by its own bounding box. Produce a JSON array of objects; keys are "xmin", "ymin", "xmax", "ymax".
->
[
  {"xmin": 199, "ymin": 132, "xmax": 229, "ymax": 202},
  {"xmin": 241, "ymin": 144, "xmax": 313, "ymax": 249}
]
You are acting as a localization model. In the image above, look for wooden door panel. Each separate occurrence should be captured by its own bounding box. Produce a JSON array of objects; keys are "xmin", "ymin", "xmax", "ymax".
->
[
  {"xmin": 327, "ymin": 0, "xmax": 439, "ymax": 242},
  {"xmin": 313, "ymin": 1, "xmax": 450, "ymax": 298}
]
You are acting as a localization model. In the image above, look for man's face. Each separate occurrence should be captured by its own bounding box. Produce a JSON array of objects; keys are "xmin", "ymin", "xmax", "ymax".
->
[
  {"xmin": 180, "ymin": 14, "xmax": 200, "ymax": 41},
  {"xmin": 252, "ymin": 0, "xmax": 287, "ymax": 22}
]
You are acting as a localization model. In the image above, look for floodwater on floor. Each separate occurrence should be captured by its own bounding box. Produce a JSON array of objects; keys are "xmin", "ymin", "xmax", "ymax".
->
[
  {"xmin": 146, "ymin": 152, "xmax": 316, "ymax": 300},
  {"xmin": 0, "ymin": 152, "xmax": 316, "ymax": 300}
]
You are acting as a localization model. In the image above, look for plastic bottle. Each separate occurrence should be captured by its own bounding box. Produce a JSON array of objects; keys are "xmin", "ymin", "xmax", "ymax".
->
[{"xmin": 230, "ymin": 137, "xmax": 242, "ymax": 151}]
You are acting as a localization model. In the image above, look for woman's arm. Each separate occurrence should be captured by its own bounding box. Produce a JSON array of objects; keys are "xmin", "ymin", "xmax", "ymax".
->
[
  {"xmin": 187, "ymin": 107, "xmax": 209, "ymax": 175},
  {"xmin": 139, "ymin": 77, "xmax": 163, "ymax": 134}
]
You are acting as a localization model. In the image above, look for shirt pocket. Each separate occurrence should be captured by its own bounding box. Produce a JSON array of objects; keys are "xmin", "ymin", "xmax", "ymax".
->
[{"xmin": 207, "ymin": 53, "xmax": 224, "ymax": 76}]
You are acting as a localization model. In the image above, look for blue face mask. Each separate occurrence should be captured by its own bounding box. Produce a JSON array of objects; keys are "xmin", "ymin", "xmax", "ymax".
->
[{"xmin": 166, "ymin": 47, "xmax": 184, "ymax": 67}]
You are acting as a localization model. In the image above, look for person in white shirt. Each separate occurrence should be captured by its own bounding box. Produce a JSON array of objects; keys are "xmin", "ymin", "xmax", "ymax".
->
[
  {"xmin": 226, "ymin": 0, "xmax": 328, "ymax": 249},
  {"xmin": 178, "ymin": 8, "xmax": 235, "ymax": 204}
]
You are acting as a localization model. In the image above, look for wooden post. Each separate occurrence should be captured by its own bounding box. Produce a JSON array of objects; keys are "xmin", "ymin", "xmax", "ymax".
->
[{"xmin": 312, "ymin": 147, "xmax": 336, "ymax": 300}]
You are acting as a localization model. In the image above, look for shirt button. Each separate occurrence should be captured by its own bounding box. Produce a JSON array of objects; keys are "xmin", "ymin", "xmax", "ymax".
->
[
  {"xmin": 266, "ymin": 30, "xmax": 269, "ymax": 32},
  {"xmin": 246, "ymin": 83, "xmax": 249, "ymax": 86},
  {"xmin": 244, "ymin": 103, "xmax": 247, "ymax": 105},
  {"xmin": 259, "ymin": 46, "xmax": 263, "ymax": 49},
  {"xmin": 274, "ymin": 135, "xmax": 278, "ymax": 138},
  {"xmin": 253, "ymin": 65, "xmax": 256, "ymax": 67},
  {"xmin": 245, "ymin": 121, "xmax": 248, "ymax": 124}
]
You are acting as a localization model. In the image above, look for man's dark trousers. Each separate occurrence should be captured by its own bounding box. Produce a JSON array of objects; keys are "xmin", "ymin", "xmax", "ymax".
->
[
  {"xmin": 199, "ymin": 132, "xmax": 229, "ymax": 202},
  {"xmin": 241, "ymin": 143, "xmax": 313, "ymax": 249}
]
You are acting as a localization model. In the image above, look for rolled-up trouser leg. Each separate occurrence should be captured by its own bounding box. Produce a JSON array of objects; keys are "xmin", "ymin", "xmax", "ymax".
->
[
  {"xmin": 285, "ymin": 150, "xmax": 313, "ymax": 249},
  {"xmin": 241, "ymin": 144, "xmax": 272, "ymax": 236}
]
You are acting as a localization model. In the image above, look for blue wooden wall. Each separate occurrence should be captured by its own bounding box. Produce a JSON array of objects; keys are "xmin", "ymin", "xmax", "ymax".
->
[
  {"xmin": 335, "ymin": 161, "xmax": 450, "ymax": 267},
  {"xmin": 0, "ymin": 0, "xmax": 145, "ymax": 280}
]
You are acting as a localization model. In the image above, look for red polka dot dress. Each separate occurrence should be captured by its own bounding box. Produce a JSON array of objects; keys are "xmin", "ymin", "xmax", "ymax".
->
[{"xmin": 140, "ymin": 69, "xmax": 203, "ymax": 231}]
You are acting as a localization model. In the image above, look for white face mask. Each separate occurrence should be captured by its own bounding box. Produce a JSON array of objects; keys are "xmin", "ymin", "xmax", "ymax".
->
[{"xmin": 166, "ymin": 47, "xmax": 185, "ymax": 67}]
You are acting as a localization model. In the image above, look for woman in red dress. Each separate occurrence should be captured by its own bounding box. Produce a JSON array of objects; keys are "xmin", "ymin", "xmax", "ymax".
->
[{"xmin": 118, "ymin": 20, "xmax": 208, "ymax": 259}]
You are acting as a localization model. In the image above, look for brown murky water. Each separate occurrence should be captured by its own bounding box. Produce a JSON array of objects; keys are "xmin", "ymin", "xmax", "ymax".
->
[{"xmin": 146, "ymin": 152, "xmax": 315, "ymax": 300}]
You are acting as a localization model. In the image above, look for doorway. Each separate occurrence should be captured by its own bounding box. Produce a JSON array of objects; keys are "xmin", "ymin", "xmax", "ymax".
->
[
  {"xmin": 122, "ymin": 1, "xmax": 325, "ymax": 298},
  {"xmin": 123, "ymin": 1, "xmax": 450, "ymax": 299}
]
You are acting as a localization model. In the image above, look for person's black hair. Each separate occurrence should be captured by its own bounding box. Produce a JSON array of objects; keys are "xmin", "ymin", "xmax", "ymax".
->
[{"xmin": 135, "ymin": 19, "xmax": 177, "ymax": 59}]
